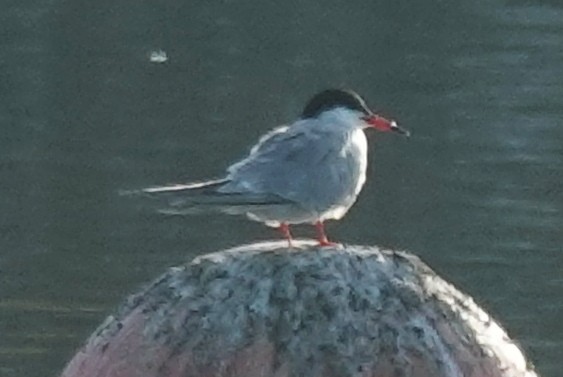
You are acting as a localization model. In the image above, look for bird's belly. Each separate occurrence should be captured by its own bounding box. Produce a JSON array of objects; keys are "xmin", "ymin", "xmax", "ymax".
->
[{"xmin": 246, "ymin": 204, "xmax": 319, "ymax": 227}]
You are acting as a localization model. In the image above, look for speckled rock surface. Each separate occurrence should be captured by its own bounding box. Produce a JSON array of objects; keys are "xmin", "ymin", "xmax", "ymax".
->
[{"xmin": 61, "ymin": 240, "xmax": 538, "ymax": 377}]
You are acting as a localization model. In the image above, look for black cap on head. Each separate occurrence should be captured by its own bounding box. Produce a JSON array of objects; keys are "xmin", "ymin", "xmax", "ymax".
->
[{"xmin": 301, "ymin": 89, "xmax": 372, "ymax": 119}]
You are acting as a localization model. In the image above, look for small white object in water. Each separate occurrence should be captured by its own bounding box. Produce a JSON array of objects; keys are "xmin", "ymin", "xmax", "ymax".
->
[{"xmin": 149, "ymin": 50, "xmax": 168, "ymax": 63}]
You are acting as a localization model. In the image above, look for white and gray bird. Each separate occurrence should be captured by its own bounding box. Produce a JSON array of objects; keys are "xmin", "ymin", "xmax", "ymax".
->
[{"xmin": 131, "ymin": 89, "xmax": 409, "ymax": 246}]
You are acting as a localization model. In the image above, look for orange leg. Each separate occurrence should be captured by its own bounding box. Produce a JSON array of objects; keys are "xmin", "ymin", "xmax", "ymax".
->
[
  {"xmin": 315, "ymin": 221, "xmax": 337, "ymax": 247},
  {"xmin": 278, "ymin": 223, "xmax": 293, "ymax": 248}
]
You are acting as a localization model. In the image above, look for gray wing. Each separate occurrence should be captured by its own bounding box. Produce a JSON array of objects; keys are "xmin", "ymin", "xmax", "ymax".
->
[{"xmin": 219, "ymin": 122, "xmax": 353, "ymax": 212}]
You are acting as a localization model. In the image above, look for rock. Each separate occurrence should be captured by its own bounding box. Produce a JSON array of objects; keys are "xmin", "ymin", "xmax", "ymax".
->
[{"xmin": 61, "ymin": 240, "xmax": 538, "ymax": 377}]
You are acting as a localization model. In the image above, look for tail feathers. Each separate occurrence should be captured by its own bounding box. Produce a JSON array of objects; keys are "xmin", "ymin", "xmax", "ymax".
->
[
  {"xmin": 120, "ymin": 178, "xmax": 229, "ymax": 197},
  {"xmin": 121, "ymin": 179, "xmax": 290, "ymax": 215}
]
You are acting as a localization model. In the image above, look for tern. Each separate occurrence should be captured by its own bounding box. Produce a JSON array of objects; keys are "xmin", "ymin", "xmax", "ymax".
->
[{"xmin": 131, "ymin": 89, "xmax": 409, "ymax": 246}]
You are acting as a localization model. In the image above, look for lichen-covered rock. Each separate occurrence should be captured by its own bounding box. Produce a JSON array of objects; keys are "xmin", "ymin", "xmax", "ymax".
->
[{"xmin": 61, "ymin": 240, "xmax": 538, "ymax": 377}]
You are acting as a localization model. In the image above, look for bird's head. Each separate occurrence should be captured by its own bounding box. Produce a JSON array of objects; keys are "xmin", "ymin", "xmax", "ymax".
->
[{"xmin": 301, "ymin": 89, "xmax": 409, "ymax": 136}]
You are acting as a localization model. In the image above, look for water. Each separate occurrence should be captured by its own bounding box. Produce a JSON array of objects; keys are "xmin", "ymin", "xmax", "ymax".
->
[{"xmin": 1, "ymin": 1, "xmax": 562, "ymax": 376}]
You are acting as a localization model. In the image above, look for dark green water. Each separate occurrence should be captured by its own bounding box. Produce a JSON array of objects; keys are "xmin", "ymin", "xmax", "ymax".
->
[{"xmin": 1, "ymin": 1, "xmax": 561, "ymax": 376}]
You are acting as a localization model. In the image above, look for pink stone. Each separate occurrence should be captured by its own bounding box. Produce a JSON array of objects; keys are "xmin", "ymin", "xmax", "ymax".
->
[{"xmin": 61, "ymin": 241, "xmax": 538, "ymax": 377}]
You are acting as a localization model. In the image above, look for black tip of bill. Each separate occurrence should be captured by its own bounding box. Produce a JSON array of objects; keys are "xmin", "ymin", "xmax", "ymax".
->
[{"xmin": 390, "ymin": 121, "xmax": 410, "ymax": 137}]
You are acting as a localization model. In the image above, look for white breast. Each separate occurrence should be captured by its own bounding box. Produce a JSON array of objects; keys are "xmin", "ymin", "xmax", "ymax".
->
[
  {"xmin": 350, "ymin": 128, "xmax": 368, "ymax": 196},
  {"xmin": 320, "ymin": 128, "xmax": 368, "ymax": 221}
]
